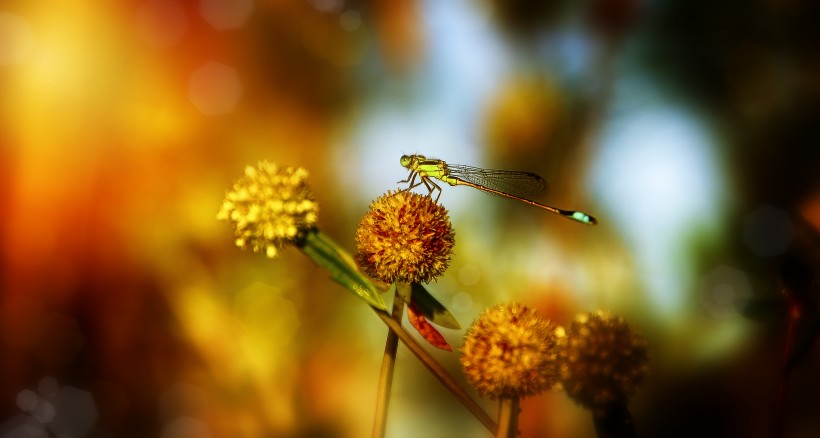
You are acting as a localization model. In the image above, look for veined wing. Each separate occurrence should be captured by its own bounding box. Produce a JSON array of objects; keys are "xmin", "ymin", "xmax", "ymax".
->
[{"xmin": 446, "ymin": 163, "xmax": 549, "ymax": 201}]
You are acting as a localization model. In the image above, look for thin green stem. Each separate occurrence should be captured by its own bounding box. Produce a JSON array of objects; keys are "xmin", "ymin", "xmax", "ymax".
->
[
  {"xmin": 294, "ymin": 231, "xmax": 494, "ymax": 433},
  {"xmin": 371, "ymin": 307, "xmax": 497, "ymax": 434},
  {"xmin": 496, "ymin": 397, "xmax": 519, "ymax": 438},
  {"xmin": 372, "ymin": 294, "xmax": 405, "ymax": 438}
]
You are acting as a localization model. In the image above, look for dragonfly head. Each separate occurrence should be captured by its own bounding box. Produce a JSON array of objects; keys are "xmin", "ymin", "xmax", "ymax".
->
[{"xmin": 399, "ymin": 154, "xmax": 416, "ymax": 169}]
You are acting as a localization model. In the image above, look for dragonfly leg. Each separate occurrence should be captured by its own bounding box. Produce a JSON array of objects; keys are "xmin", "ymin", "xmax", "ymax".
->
[
  {"xmin": 397, "ymin": 171, "xmax": 417, "ymax": 185},
  {"xmin": 394, "ymin": 176, "xmax": 424, "ymax": 196},
  {"xmin": 403, "ymin": 181, "xmax": 425, "ymax": 192},
  {"xmin": 421, "ymin": 177, "xmax": 442, "ymax": 203}
]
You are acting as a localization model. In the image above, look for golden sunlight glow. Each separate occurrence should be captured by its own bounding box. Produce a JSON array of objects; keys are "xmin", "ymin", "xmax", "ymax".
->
[
  {"xmin": 188, "ymin": 62, "xmax": 243, "ymax": 115},
  {"xmin": 172, "ymin": 281, "xmax": 300, "ymax": 433},
  {"xmin": 0, "ymin": 12, "xmax": 34, "ymax": 64},
  {"xmin": 135, "ymin": 0, "xmax": 189, "ymax": 48},
  {"xmin": 2, "ymin": 0, "xmax": 815, "ymax": 436}
]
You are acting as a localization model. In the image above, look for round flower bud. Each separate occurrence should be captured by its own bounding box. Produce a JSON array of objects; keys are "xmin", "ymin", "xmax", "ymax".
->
[
  {"xmin": 557, "ymin": 311, "xmax": 649, "ymax": 413},
  {"xmin": 460, "ymin": 303, "xmax": 560, "ymax": 399},
  {"xmin": 218, "ymin": 161, "xmax": 319, "ymax": 258},
  {"xmin": 355, "ymin": 191, "xmax": 455, "ymax": 284}
]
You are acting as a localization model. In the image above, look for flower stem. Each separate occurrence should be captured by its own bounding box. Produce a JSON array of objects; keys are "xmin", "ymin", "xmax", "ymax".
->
[
  {"xmin": 371, "ymin": 307, "xmax": 498, "ymax": 434},
  {"xmin": 294, "ymin": 231, "xmax": 493, "ymax": 432},
  {"xmin": 496, "ymin": 397, "xmax": 519, "ymax": 438},
  {"xmin": 372, "ymin": 294, "xmax": 405, "ymax": 438}
]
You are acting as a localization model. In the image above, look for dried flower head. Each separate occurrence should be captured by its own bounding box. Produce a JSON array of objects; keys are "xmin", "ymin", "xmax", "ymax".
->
[
  {"xmin": 557, "ymin": 311, "xmax": 649, "ymax": 413},
  {"xmin": 460, "ymin": 303, "xmax": 560, "ymax": 399},
  {"xmin": 355, "ymin": 191, "xmax": 455, "ymax": 284},
  {"xmin": 217, "ymin": 161, "xmax": 319, "ymax": 258}
]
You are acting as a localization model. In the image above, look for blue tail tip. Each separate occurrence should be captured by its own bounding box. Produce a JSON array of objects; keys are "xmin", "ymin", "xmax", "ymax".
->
[{"xmin": 571, "ymin": 211, "xmax": 598, "ymax": 225}]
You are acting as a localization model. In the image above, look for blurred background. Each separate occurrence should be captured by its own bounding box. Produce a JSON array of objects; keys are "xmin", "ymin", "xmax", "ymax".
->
[{"xmin": 1, "ymin": 0, "xmax": 819, "ymax": 437}]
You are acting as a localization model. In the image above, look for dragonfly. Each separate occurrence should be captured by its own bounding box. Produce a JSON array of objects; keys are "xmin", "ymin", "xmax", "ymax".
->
[{"xmin": 398, "ymin": 154, "xmax": 598, "ymax": 225}]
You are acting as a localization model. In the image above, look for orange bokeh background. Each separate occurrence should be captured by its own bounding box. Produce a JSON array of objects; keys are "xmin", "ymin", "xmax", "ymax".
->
[{"xmin": 2, "ymin": 1, "xmax": 819, "ymax": 437}]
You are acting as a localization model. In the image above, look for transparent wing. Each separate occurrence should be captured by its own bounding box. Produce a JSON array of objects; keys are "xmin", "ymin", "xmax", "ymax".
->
[{"xmin": 447, "ymin": 164, "xmax": 549, "ymax": 201}]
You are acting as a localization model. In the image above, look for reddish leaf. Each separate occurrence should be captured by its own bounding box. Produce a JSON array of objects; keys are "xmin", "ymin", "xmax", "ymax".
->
[{"xmin": 408, "ymin": 302, "xmax": 452, "ymax": 351}]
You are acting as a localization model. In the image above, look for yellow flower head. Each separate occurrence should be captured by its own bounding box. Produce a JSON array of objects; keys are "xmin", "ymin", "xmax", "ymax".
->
[
  {"xmin": 217, "ymin": 161, "xmax": 319, "ymax": 258},
  {"xmin": 355, "ymin": 191, "xmax": 455, "ymax": 284},
  {"xmin": 557, "ymin": 311, "xmax": 649, "ymax": 413},
  {"xmin": 460, "ymin": 303, "xmax": 560, "ymax": 399}
]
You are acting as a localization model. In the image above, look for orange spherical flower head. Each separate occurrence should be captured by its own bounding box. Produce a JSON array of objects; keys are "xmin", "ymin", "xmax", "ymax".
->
[
  {"xmin": 356, "ymin": 191, "xmax": 455, "ymax": 284},
  {"xmin": 460, "ymin": 303, "xmax": 560, "ymax": 399},
  {"xmin": 557, "ymin": 311, "xmax": 649, "ymax": 414},
  {"xmin": 217, "ymin": 161, "xmax": 319, "ymax": 259}
]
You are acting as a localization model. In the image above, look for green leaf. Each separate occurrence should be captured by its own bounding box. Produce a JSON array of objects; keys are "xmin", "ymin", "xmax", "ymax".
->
[
  {"xmin": 410, "ymin": 283, "xmax": 460, "ymax": 329},
  {"xmin": 297, "ymin": 229, "xmax": 387, "ymax": 310}
]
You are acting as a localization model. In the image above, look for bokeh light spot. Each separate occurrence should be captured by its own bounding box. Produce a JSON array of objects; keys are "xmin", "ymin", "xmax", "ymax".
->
[
  {"xmin": 458, "ymin": 264, "xmax": 481, "ymax": 286},
  {"xmin": 451, "ymin": 292, "xmax": 474, "ymax": 313},
  {"xmin": 310, "ymin": 0, "xmax": 344, "ymax": 13},
  {"xmin": 47, "ymin": 386, "xmax": 98, "ymax": 437},
  {"xmin": 135, "ymin": 0, "xmax": 189, "ymax": 48},
  {"xmin": 30, "ymin": 400, "xmax": 55, "ymax": 424},
  {"xmin": 742, "ymin": 204, "xmax": 793, "ymax": 257},
  {"xmin": 699, "ymin": 265, "xmax": 751, "ymax": 319},
  {"xmin": 5, "ymin": 420, "xmax": 49, "ymax": 438},
  {"xmin": 339, "ymin": 10, "xmax": 362, "ymax": 31},
  {"xmin": 161, "ymin": 416, "xmax": 211, "ymax": 438},
  {"xmin": 0, "ymin": 12, "xmax": 35, "ymax": 65},
  {"xmin": 713, "ymin": 283, "xmax": 734, "ymax": 306},
  {"xmin": 188, "ymin": 62, "xmax": 243, "ymax": 115},
  {"xmin": 199, "ymin": 0, "xmax": 253, "ymax": 30},
  {"xmin": 16, "ymin": 390, "xmax": 38, "ymax": 412}
]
